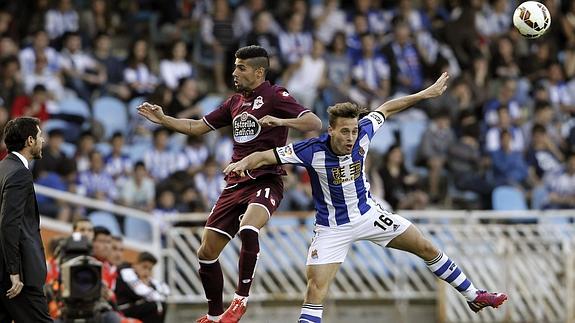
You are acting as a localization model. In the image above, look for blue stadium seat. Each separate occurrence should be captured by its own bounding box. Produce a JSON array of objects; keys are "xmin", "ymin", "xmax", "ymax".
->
[
  {"xmin": 60, "ymin": 142, "xmax": 76, "ymax": 158},
  {"xmin": 124, "ymin": 217, "xmax": 152, "ymax": 242},
  {"xmin": 369, "ymin": 120, "xmax": 399, "ymax": 155},
  {"xmin": 93, "ymin": 96, "xmax": 128, "ymax": 140},
  {"xmin": 399, "ymin": 119, "xmax": 428, "ymax": 171},
  {"xmin": 58, "ymin": 97, "xmax": 91, "ymax": 119},
  {"xmin": 530, "ymin": 185, "xmax": 548, "ymax": 210},
  {"xmin": 492, "ymin": 186, "xmax": 527, "ymax": 210},
  {"xmin": 89, "ymin": 211, "xmax": 122, "ymax": 236}
]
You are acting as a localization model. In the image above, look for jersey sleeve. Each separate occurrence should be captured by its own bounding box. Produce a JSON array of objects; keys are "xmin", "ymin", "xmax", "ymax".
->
[
  {"xmin": 358, "ymin": 111, "xmax": 386, "ymax": 140},
  {"xmin": 274, "ymin": 139, "xmax": 315, "ymax": 166},
  {"xmin": 203, "ymin": 96, "xmax": 234, "ymax": 130},
  {"xmin": 272, "ymin": 87, "xmax": 310, "ymax": 119}
]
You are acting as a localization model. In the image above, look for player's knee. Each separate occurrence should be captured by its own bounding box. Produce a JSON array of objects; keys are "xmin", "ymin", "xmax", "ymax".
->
[{"xmin": 197, "ymin": 244, "xmax": 219, "ymax": 260}]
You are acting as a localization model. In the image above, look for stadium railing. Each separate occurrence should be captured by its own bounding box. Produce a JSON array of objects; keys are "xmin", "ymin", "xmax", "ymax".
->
[{"xmin": 36, "ymin": 184, "xmax": 575, "ymax": 322}]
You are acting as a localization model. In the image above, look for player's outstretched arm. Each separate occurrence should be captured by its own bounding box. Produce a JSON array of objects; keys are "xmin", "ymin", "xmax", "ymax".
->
[
  {"xmin": 223, "ymin": 150, "xmax": 278, "ymax": 177},
  {"xmin": 137, "ymin": 102, "xmax": 211, "ymax": 136},
  {"xmin": 259, "ymin": 112, "xmax": 322, "ymax": 131},
  {"xmin": 376, "ymin": 72, "xmax": 449, "ymax": 118}
]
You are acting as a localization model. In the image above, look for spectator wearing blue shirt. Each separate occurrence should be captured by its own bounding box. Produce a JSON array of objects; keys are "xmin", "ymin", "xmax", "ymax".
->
[{"xmin": 490, "ymin": 129, "xmax": 528, "ymax": 187}]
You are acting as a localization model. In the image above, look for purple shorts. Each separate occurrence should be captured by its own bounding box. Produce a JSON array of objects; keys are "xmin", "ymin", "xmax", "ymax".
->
[{"xmin": 205, "ymin": 175, "xmax": 284, "ymax": 239}]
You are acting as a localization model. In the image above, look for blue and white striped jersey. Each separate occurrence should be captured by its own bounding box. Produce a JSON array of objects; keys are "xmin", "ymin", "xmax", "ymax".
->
[{"xmin": 274, "ymin": 111, "xmax": 386, "ymax": 227}]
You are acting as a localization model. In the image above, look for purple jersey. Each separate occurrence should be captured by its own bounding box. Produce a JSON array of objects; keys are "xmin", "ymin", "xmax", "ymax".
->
[{"xmin": 203, "ymin": 81, "xmax": 310, "ymax": 184}]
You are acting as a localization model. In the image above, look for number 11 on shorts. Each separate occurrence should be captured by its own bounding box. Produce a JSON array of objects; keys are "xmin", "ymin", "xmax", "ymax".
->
[
  {"xmin": 256, "ymin": 187, "xmax": 271, "ymax": 198},
  {"xmin": 374, "ymin": 214, "xmax": 394, "ymax": 231}
]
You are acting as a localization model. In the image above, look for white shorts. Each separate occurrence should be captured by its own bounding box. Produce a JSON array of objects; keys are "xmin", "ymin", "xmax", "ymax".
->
[{"xmin": 306, "ymin": 207, "xmax": 412, "ymax": 265}]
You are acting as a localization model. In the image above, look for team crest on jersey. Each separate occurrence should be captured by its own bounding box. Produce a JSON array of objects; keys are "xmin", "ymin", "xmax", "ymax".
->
[
  {"xmin": 233, "ymin": 112, "xmax": 261, "ymax": 143},
  {"xmin": 252, "ymin": 96, "xmax": 264, "ymax": 110},
  {"xmin": 282, "ymin": 91, "xmax": 289, "ymax": 97},
  {"xmin": 311, "ymin": 249, "xmax": 318, "ymax": 259},
  {"xmin": 359, "ymin": 147, "xmax": 365, "ymax": 156}
]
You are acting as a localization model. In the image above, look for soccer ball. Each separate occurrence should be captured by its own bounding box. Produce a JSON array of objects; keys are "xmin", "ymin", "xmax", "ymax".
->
[{"xmin": 513, "ymin": 1, "xmax": 551, "ymax": 39}]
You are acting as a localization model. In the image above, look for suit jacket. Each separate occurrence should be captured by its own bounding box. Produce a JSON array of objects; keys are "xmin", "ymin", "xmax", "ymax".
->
[{"xmin": 0, "ymin": 153, "xmax": 47, "ymax": 288}]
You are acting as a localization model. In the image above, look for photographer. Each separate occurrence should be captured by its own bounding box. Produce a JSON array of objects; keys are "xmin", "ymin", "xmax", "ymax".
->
[{"xmin": 115, "ymin": 252, "xmax": 169, "ymax": 323}]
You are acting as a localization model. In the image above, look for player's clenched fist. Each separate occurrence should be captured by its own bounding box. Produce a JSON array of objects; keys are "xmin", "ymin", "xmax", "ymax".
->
[
  {"xmin": 137, "ymin": 102, "xmax": 165, "ymax": 124},
  {"xmin": 223, "ymin": 162, "xmax": 246, "ymax": 177}
]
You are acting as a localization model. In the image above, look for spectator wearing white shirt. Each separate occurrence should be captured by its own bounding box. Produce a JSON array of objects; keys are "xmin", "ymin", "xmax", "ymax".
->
[
  {"xmin": 233, "ymin": 0, "xmax": 281, "ymax": 38},
  {"xmin": 183, "ymin": 135, "xmax": 209, "ymax": 176},
  {"xmin": 194, "ymin": 157, "xmax": 225, "ymax": 209},
  {"xmin": 159, "ymin": 40, "xmax": 193, "ymax": 90},
  {"xmin": 104, "ymin": 132, "xmax": 133, "ymax": 185},
  {"xmin": 124, "ymin": 39, "xmax": 159, "ymax": 98},
  {"xmin": 78, "ymin": 150, "xmax": 118, "ymax": 202},
  {"xmin": 279, "ymin": 12, "xmax": 313, "ymax": 66},
  {"xmin": 44, "ymin": 0, "xmax": 79, "ymax": 42},
  {"xmin": 19, "ymin": 30, "xmax": 61, "ymax": 75},
  {"xmin": 284, "ymin": 38, "xmax": 327, "ymax": 110},
  {"xmin": 143, "ymin": 128, "xmax": 187, "ymax": 181},
  {"xmin": 60, "ymin": 31, "xmax": 106, "ymax": 102},
  {"xmin": 23, "ymin": 51, "xmax": 65, "ymax": 101},
  {"xmin": 543, "ymin": 153, "xmax": 575, "ymax": 209},
  {"xmin": 121, "ymin": 161, "xmax": 155, "ymax": 212},
  {"xmin": 485, "ymin": 106, "xmax": 526, "ymax": 153},
  {"xmin": 311, "ymin": 0, "xmax": 347, "ymax": 45}
]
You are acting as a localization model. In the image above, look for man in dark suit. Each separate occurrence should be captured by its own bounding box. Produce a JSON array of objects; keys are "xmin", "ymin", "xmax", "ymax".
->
[{"xmin": 0, "ymin": 117, "xmax": 52, "ymax": 322}]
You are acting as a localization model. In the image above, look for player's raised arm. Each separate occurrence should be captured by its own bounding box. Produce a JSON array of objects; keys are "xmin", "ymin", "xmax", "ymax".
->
[
  {"xmin": 376, "ymin": 72, "xmax": 449, "ymax": 118},
  {"xmin": 224, "ymin": 149, "xmax": 279, "ymax": 177},
  {"xmin": 137, "ymin": 102, "xmax": 211, "ymax": 136}
]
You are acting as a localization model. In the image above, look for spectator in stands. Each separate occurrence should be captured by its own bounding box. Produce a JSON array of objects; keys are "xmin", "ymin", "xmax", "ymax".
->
[
  {"xmin": 490, "ymin": 36, "xmax": 520, "ymax": 79},
  {"xmin": 19, "ymin": 29, "xmax": 60, "ymax": 75},
  {"xmin": 78, "ymin": 150, "xmax": 119, "ymax": 202},
  {"xmin": 92, "ymin": 32, "xmax": 129, "ymax": 100},
  {"xmin": 159, "ymin": 40, "xmax": 194, "ymax": 90},
  {"xmin": 447, "ymin": 123, "xmax": 494, "ymax": 209},
  {"xmin": 124, "ymin": 38, "xmax": 159, "ymax": 98},
  {"xmin": 36, "ymin": 157, "xmax": 79, "ymax": 221},
  {"xmin": 73, "ymin": 217, "xmax": 94, "ymax": 240},
  {"xmin": 23, "ymin": 51, "xmax": 65, "ymax": 101},
  {"xmin": 417, "ymin": 110, "xmax": 454, "ymax": 202},
  {"xmin": 166, "ymin": 78, "xmax": 202, "ymax": 119},
  {"xmin": 121, "ymin": 161, "xmax": 155, "ymax": 212},
  {"xmin": 194, "ymin": 156, "xmax": 225, "ymax": 209},
  {"xmin": 543, "ymin": 152, "xmax": 575, "ymax": 209},
  {"xmin": 545, "ymin": 62, "xmax": 575, "ymax": 119},
  {"xmin": 10, "ymin": 84, "xmax": 51, "ymax": 122},
  {"xmin": 33, "ymin": 128, "xmax": 66, "ymax": 178},
  {"xmin": 349, "ymin": 33, "xmax": 391, "ymax": 109},
  {"xmin": 321, "ymin": 31, "xmax": 352, "ymax": 112},
  {"xmin": 152, "ymin": 189, "xmax": 178, "ymax": 226},
  {"xmin": 475, "ymin": 0, "xmax": 511, "ymax": 39},
  {"xmin": 60, "ymin": 31, "xmax": 106, "ymax": 102},
  {"xmin": 310, "ymin": 0, "xmax": 347, "ymax": 45},
  {"xmin": 0, "ymin": 55, "xmax": 23, "ymax": 109},
  {"xmin": 348, "ymin": 0, "xmax": 387, "ymax": 36},
  {"xmin": 143, "ymin": 128, "xmax": 187, "ymax": 181},
  {"xmin": 110, "ymin": 235, "xmax": 124, "ymax": 268},
  {"xmin": 243, "ymin": 10, "xmax": 282, "ymax": 83},
  {"xmin": 526, "ymin": 124, "xmax": 564, "ymax": 187},
  {"xmin": 0, "ymin": 35, "xmax": 18, "ymax": 59},
  {"xmin": 115, "ymin": 252, "xmax": 170, "ymax": 323},
  {"xmin": 522, "ymin": 101, "xmax": 562, "ymax": 146},
  {"xmin": 79, "ymin": 0, "xmax": 120, "ymax": 41},
  {"xmin": 490, "ymin": 129, "xmax": 529, "ymax": 187},
  {"xmin": 345, "ymin": 14, "xmax": 370, "ymax": 63},
  {"xmin": 279, "ymin": 12, "xmax": 313, "ymax": 66},
  {"xmin": 233, "ymin": 0, "xmax": 281, "ymax": 39},
  {"xmin": 483, "ymin": 78, "xmax": 522, "ymax": 128},
  {"xmin": 379, "ymin": 144, "xmax": 429, "ymax": 210},
  {"xmin": 92, "ymin": 226, "xmax": 117, "ymax": 292},
  {"xmin": 419, "ymin": 0, "xmax": 450, "ymax": 33},
  {"xmin": 183, "ymin": 135, "xmax": 209, "ymax": 176},
  {"xmin": 283, "ymin": 38, "xmax": 327, "ymax": 110},
  {"xmin": 104, "ymin": 132, "xmax": 133, "ymax": 185},
  {"xmin": 200, "ymin": 0, "xmax": 237, "ymax": 93},
  {"xmin": 44, "ymin": 0, "xmax": 79, "ymax": 43},
  {"xmin": 383, "ymin": 18, "xmax": 424, "ymax": 95},
  {"xmin": 485, "ymin": 106, "xmax": 526, "ymax": 153},
  {"xmin": 74, "ymin": 131, "xmax": 96, "ymax": 172}
]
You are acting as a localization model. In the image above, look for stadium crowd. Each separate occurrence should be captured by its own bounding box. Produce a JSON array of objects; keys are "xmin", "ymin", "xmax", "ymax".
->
[{"xmin": 0, "ymin": 0, "xmax": 573, "ymax": 237}]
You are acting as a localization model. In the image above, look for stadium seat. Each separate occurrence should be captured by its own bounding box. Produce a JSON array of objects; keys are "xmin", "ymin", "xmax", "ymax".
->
[
  {"xmin": 369, "ymin": 120, "xmax": 399, "ymax": 155},
  {"xmin": 92, "ymin": 96, "xmax": 129, "ymax": 140},
  {"xmin": 58, "ymin": 97, "xmax": 91, "ymax": 120},
  {"xmin": 124, "ymin": 217, "xmax": 152, "ymax": 242},
  {"xmin": 399, "ymin": 119, "xmax": 428, "ymax": 172},
  {"xmin": 530, "ymin": 185, "xmax": 548, "ymax": 210},
  {"xmin": 89, "ymin": 211, "xmax": 122, "ymax": 236},
  {"xmin": 492, "ymin": 186, "xmax": 527, "ymax": 210},
  {"xmin": 60, "ymin": 142, "xmax": 76, "ymax": 158}
]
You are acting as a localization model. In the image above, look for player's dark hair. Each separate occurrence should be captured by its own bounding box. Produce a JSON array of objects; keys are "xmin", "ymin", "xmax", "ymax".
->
[
  {"xmin": 235, "ymin": 45, "xmax": 269, "ymax": 73},
  {"xmin": 327, "ymin": 102, "xmax": 368, "ymax": 127},
  {"xmin": 138, "ymin": 251, "xmax": 157, "ymax": 264},
  {"xmin": 3, "ymin": 117, "xmax": 40, "ymax": 152}
]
